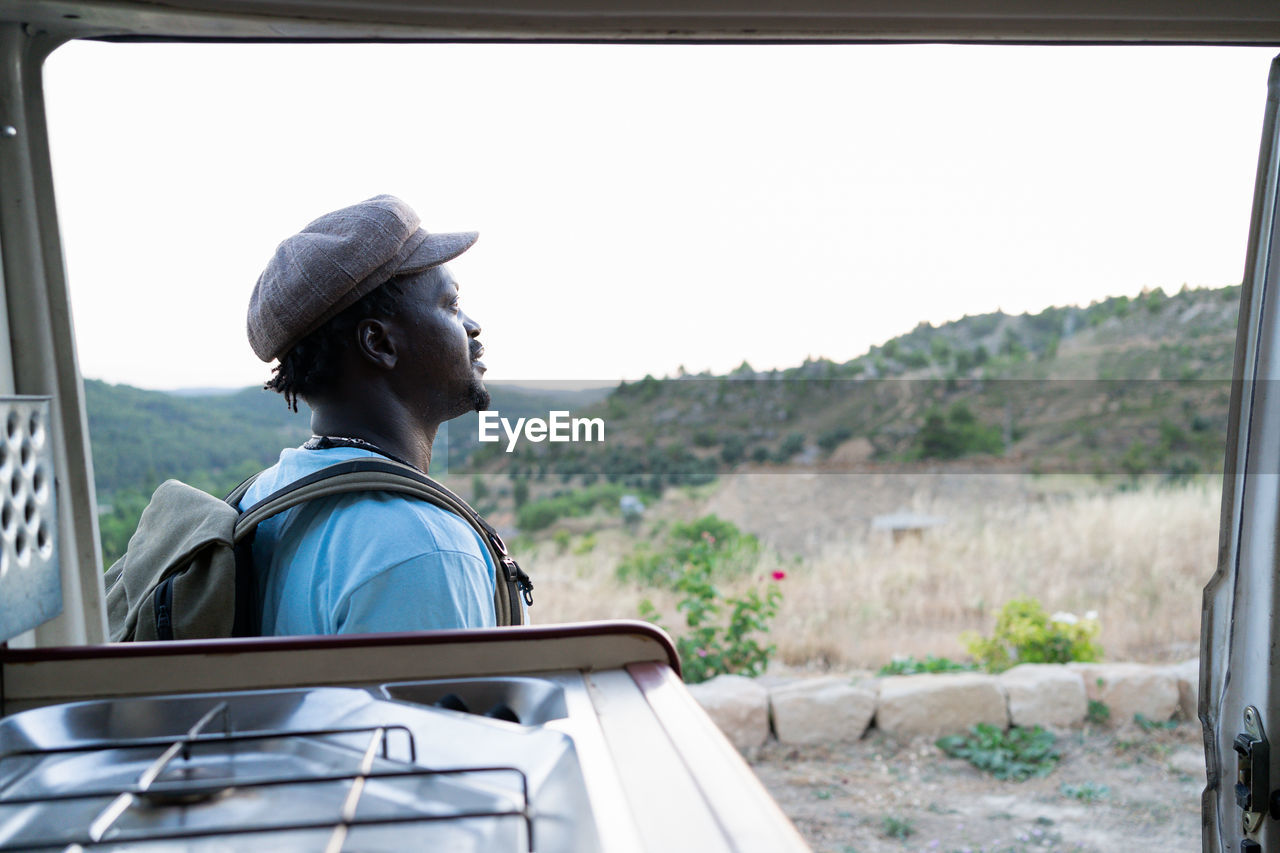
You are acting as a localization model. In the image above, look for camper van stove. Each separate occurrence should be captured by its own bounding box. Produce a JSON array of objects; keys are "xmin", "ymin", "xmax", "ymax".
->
[
  {"xmin": 0, "ymin": 622, "xmax": 808, "ymax": 853},
  {"xmin": 0, "ymin": 679, "xmax": 604, "ymax": 852}
]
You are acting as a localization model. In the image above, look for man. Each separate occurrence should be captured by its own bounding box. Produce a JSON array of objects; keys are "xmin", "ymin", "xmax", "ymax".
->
[{"xmin": 242, "ymin": 195, "xmax": 498, "ymax": 635}]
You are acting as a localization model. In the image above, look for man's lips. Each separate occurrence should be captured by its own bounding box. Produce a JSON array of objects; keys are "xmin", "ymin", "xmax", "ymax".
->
[{"xmin": 472, "ymin": 343, "xmax": 486, "ymax": 372}]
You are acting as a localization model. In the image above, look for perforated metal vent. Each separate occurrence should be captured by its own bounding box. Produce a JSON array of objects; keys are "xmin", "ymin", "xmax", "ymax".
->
[{"xmin": 0, "ymin": 396, "xmax": 60, "ymax": 642}]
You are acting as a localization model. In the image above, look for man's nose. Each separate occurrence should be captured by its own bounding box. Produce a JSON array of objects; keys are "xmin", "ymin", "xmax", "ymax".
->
[{"xmin": 462, "ymin": 311, "xmax": 481, "ymax": 338}]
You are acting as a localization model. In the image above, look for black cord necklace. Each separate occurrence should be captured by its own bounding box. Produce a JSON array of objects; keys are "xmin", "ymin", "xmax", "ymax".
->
[{"xmin": 304, "ymin": 434, "xmax": 424, "ymax": 473}]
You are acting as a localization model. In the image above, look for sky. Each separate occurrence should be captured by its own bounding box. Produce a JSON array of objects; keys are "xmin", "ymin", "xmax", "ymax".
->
[{"xmin": 41, "ymin": 42, "xmax": 1278, "ymax": 391}]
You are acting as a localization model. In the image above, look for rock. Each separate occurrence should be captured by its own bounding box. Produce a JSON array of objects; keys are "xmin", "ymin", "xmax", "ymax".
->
[
  {"xmin": 1068, "ymin": 663, "xmax": 1180, "ymax": 725},
  {"xmin": 998, "ymin": 664, "xmax": 1086, "ymax": 728},
  {"xmin": 770, "ymin": 677, "xmax": 878, "ymax": 745},
  {"xmin": 1165, "ymin": 659, "xmax": 1200, "ymax": 721},
  {"xmin": 756, "ymin": 673, "xmax": 847, "ymax": 693},
  {"xmin": 876, "ymin": 673, "xmax": 1008, "ymax": 738},
  {"xmin": 756, "ymin": 668, "xmax": 875, "ymax": 693},
  {"xmin": 830, "ymin": 437, "xmax": 875, "ymax": 465},
  {"xmin": 687, "ymin": 674, "xmax": 771, "ymax": 750}
]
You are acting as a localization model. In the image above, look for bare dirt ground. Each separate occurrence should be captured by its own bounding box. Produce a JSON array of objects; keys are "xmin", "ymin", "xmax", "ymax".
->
[{"xmin": 749, "ymin": 722, "xmax": 1204, "ymax": 852}]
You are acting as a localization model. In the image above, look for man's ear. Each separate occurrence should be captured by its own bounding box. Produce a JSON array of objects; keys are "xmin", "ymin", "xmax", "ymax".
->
[{"xmin": 355, "ymin": 318, "xmax": 398, "ymax": 370}]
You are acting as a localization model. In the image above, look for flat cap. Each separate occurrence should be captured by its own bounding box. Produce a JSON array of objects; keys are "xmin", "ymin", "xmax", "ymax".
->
[{"xmin": 247, "ymin": 195, "xmax": 478, "ymax": 362}]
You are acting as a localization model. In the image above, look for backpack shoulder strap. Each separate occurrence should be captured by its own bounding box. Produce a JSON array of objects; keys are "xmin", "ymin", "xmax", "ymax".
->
[
  {"xmin": 223, "ymin": 471, "xmax": 263, "ymax": 508},
  {"xmin": 235, "ymin": 458, "xmax": 532, "ymax": 626}
]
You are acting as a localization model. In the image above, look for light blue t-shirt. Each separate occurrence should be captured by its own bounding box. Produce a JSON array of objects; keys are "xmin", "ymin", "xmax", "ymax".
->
[{"xmin": 239, "ymin": 446, "xmax": 496, "ymax": 636}]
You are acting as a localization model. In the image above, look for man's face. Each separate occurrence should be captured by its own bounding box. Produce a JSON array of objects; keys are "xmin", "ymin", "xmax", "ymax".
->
[{"xmin": 390, "ymin": 265, "xmax": 491, "ymax": 420}]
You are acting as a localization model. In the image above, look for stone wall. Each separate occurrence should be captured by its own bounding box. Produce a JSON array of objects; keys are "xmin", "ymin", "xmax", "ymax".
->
[{"xmin": 686, "ymin": 660, "xmax": 1199, "ymax": 751}]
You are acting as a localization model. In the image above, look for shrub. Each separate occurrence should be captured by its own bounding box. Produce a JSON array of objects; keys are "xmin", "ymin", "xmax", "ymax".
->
[
  {"xmin": 901, "ymin": 349, "xmax": 930, "ymax": 369},
  {"xmin": 1061, "ymin": 781, "xmax": 1110, "ymax": 803},
  {"xmin": 1190, "ymin": 413, "xmax": 1216, "ymax": 433},
  {"xmin": 773, "ymin": 431, "xmax": 807, "ymax": 462},
  {"xmin": 720, "ymin": 435, "xmax": 746, "ymax": 466},
  {"xmin": 639, "ymin": 573, "xmax": 782, "ymax": 684},
  {"xmin": 1086, "ymin": 699, "xmax": 1111, "ymax": 726},
  {"xmin": 880, "ymin": 815, "xmax": 915, "ymax": 840},
  {"xmin": 1000, "ymin": 328, "xmax": 1028, "ymax": 358},
  {"xmin": 817, "ymin": 425, "xmax": 854, "ymax": 454},
  {"xmin": 936, "ymin": 723, "xmax": 1060, "ymax": 781},
  {"xmin": 1166, "ymin": 456, "xmax": 1200, "ymax": 483},
  {"xmin": 516, "ymin": 500, "xmax": 563, "ymax": 532},
  {"xmin": 1143, "ymin": 286, "xmax": 1168, "ymax": 313},
  {"xmin": 955, "ymin": 344, "xmax": 990, "ymax": 373},
  {"xmin": 877, "ymin": 654, "xmax": 975, "ymax": 676},
  {"xmin": 633, "ymin": 516, "xmax": 781, "ymax": 683},
  {"xmin": 913, "ymin": 403, "xmax": 1003, "ymax": 460},
  {"xmin": 1134, "ymin": 712, "xmax": 1178, "ymax": 732},
  {"xmin": 515, "ymin": 482, "xmax": 643, "ymax": 532},
  {"xmin": 1120, "ymin": 441, "xmax": 1150, "ymax": 477},
  {"xmin": 618, "ymin": 514, "xmax": 760, "ymax": 587},
  {"xmin": 930, "ymin": 336, "xmax": 953, "ymax": 363},
  {"xmin": 962, "ymin": 598, "xmax": 1101, "ymax": 673}
]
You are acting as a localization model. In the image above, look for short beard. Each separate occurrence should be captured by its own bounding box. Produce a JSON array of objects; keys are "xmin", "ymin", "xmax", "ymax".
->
[{"xmin": 469, "ymin": 378, "xmax": 492, "ymax": 412}]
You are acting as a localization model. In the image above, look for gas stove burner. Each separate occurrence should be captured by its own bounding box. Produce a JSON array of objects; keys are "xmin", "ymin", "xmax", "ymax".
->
[
  {"xmin": 435, "ymin": 692, "xmax": 469, "ymax": 714},
  {"xmin": 485, "ymin": 703, "xmax": 520, "ymax": 724},
  {"xmin": 433, "ymin": 693, "xmax": 520, "ymax": 723}
]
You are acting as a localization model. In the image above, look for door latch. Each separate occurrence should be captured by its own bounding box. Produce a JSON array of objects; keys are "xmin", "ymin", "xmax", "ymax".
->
[{"xmin": 1234, "ymin": 705, "xmax": 1270, "ymax": 835}]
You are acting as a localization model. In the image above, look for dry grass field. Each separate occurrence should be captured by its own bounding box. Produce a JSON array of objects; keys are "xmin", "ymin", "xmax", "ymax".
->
[{"xmin": 525, "ymin": 473, "xmax": 1219, "ymax": 670}]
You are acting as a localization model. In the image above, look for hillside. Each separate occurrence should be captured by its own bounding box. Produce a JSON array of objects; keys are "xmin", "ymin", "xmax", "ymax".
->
[
  {"xmin": 465, "ymin": 284, "xmax": 1240, "ymax": 485},
  {"xmin": 86, "ymin": 380, "xmax": 312, "ymax": 498}
]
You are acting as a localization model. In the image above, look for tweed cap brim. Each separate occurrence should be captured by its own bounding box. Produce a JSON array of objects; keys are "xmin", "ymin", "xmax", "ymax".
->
[
  {"xmin": 247, "ymin": 195, "xmax": 478, "ymax": 362},
  {"xmin": 397, "ymin": 230, "xmax": 478, "ymax": 278}
]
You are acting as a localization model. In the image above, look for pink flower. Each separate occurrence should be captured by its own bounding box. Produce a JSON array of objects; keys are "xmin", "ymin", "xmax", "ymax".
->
[
  {"xmin": 696, "ymin": 648, "xmax": 709, "ymax": 657},
  {"xmin": 771, "ymin": 570, "xmax": 787, "ymax": 581}
]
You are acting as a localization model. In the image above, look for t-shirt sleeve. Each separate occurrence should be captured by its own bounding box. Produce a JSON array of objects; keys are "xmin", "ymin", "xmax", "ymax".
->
[{"xmin": 332, "ymin": 550, "xmax": 497, "ymax": 634}]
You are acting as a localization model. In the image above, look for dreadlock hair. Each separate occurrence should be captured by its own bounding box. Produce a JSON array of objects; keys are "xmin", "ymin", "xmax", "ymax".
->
[{"xmin": 265, "ymin": 276, "xmax": 410, "ymax": 412}]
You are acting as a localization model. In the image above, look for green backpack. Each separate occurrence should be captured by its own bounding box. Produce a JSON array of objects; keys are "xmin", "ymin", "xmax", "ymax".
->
[{"xmin": 104, "ymin": 458, "xmax": 533, "ymax": 641}]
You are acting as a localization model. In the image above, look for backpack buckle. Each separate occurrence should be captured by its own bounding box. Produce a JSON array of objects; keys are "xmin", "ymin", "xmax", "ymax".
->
[{"xmin": 501, "ymin": 556, "xmax": 534, "ymax": 607}]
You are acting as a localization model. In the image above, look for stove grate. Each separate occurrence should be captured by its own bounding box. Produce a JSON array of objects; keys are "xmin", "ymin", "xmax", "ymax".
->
[{"xmin": 0, "ymin": 703, "xmax": 534, "ymax": 852}]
